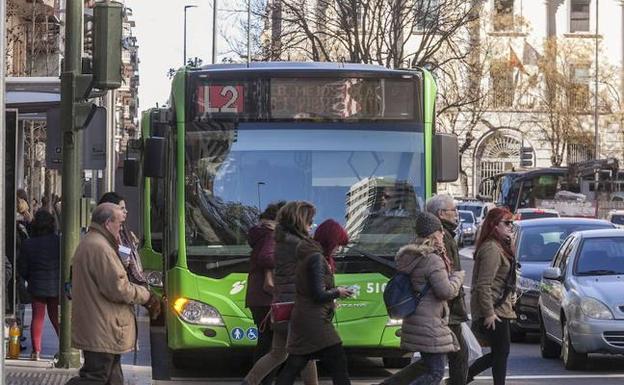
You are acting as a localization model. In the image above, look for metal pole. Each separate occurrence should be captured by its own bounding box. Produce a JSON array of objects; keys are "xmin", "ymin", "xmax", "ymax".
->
[
  {"xmin": 184, "ymin": 6, "xmax": 188, "ymax": 66},
  {"xmin": 104, "ymin": 90, "xmax": 115, "ymax": 191},
  {"xmin": 212, "ymin": 0, "xmax": 218, "ymax": 64},
  {"xmin": 0, "ymin": 0, "xmax": 7, "ymax": 381},
  {"xmin": 594, "ymin": 0, "xmax": 600, "ymax": 159},
  {"xmin": 184, "ymin": 5, "xmax": 197, "ymax": 67},
  {"xmin": 257, "ymin": 182, "xmax": 265, "ymax": 210},
  {"xmin": 57, "ymin": 0, "xmax": 84, "ymax": 368},
  {"xmin": 247, "ymin": 0, "xmax": 251, "ymax": 64}
]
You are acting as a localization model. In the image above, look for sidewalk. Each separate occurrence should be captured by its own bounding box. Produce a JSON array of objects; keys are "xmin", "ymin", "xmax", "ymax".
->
[
  {"xmin": 459, "ymin": 245, "xmax": 475, "ymax": 259},
  {"xmin": 4, "ymin": 358, "xmax": 152, "ymax": 385}
]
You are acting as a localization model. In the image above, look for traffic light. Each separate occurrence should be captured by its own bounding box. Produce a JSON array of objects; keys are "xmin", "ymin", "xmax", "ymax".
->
[
  {"xmin": 93, "ymin": 1, "xmax": 123, "ymax": 89},
  {"xmin": 520, "ymin": 146, "xmax": 533, "ymax": 168}
]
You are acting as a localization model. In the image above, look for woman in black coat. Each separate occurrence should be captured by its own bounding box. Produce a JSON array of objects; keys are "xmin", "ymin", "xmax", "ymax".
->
[{"xmin": 19, "ymin": 210, "xmax": 60, "ymax": 360}]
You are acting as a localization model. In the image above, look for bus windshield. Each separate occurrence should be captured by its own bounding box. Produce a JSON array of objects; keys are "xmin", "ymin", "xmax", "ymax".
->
[{"xmin": 184, "ymin": 121, "xmax": 425, "ymax": 260}]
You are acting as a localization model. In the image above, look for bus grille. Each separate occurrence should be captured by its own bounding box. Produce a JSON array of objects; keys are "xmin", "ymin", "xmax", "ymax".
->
[{"xmin": 603, "ymin": 331, "xmax": 624, "ymax": 348}]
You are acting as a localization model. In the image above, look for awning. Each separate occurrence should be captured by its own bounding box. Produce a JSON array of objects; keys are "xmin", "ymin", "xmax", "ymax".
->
[{"xmin": 6, "ymin": 76, "xmax": 61, "ymax": 117}]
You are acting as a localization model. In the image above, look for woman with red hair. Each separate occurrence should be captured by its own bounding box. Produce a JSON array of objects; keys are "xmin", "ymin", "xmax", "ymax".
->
[
  {"xmin": 468, "ymin": 207, "xmax": 517, "ymax": 385},
  {"xmin": 276, "ymin": 219, "xmax": 353, "ymax": 385}
]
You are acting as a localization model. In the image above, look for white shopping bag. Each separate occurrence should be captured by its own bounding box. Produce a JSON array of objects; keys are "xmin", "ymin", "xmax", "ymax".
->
[
  {"xmin": 461, "ymin": 322, "xmax": 483, "ymax": 364},
  {"xmin": 410, "ymin": 351, "xmax": 421, "ymax": 363}
]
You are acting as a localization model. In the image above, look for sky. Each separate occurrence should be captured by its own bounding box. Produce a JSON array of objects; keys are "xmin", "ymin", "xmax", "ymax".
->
[{"xmin": 125, "ymin": 0, "xmax": 249, "ymax": 110}]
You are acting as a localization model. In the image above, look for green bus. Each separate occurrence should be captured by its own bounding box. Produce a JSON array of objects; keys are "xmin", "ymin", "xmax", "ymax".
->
[{"xmin": 132, "ymin": 62, "xmax": 458, "ymax": 368}]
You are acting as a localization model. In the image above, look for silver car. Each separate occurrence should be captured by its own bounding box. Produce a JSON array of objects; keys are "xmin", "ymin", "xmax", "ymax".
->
[{"xmin": 539, "ymin": 229, "xmax": 624, "ymax": 369}]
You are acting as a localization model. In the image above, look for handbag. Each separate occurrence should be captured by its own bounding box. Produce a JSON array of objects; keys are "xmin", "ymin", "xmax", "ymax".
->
[{"xmin": 270, "ymin": 301, "xmax": 294, "ymax": 322}]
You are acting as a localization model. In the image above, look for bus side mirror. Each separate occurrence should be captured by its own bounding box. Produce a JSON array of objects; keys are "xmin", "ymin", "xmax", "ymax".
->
[
  {"xmin": 144, "ymin": 137, "xmax": 166, "ymax": 178},
  {"xmin": 123, "ymin": 158, "xmax": 139, "ymax": 187},
  {"xmin": 435, "ymin": 133, "xmax": 459, "ymax": 182}
]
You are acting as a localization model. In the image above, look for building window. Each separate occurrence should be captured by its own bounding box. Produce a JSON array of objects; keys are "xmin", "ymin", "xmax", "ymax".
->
[
  {"xmin": 568, "ymin": 64, "xmax": 590, "ymax": 111},
  {"xmin": 490, "ymin": 60, "xmax": 514, "ymax": 108},
  {"xmin": 570, "ymin": 0, "xmax": 590, "ymax": 33},
  {"xmin": 493, "ymin": 0, "xmax": 514, "ymax": 31},
  {"xmin": 415, "ymin": 0, "xmax": 439, "ymax": 31},
  {"xmin": 340, "ymin": 1, "xmax": 364, "ymax": 30}
]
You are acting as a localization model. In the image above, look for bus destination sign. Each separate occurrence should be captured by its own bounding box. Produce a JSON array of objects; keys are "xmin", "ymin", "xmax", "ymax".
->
[
  {"xmin": 196, "ymin": 85, "xmax": 245, "ymax": 114},
  {"xmin": 270, "ymin": 78, "xmax": 414, "ymax": 120}
]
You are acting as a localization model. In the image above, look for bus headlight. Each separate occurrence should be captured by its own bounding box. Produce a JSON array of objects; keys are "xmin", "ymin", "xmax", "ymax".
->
[
  {"xmin": 386, "ymin": 318, "xmax": 402, "ymax": 326},
  {"xmin": 146, "ymin": 271, "xmax": 163, "ymax": 288},
  {"xmin": 173, "ymin": 298, "xmax": 225, "ymax": 326}
]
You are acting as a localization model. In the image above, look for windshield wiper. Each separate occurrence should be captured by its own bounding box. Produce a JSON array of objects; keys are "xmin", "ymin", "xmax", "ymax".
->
[
  {"xmin": 578, "ymin": 269, "xmax": 621, "ymax": 276},
  {"xmin": 339, "ymin": 245, "xmax": 396, "ymax": 269}
]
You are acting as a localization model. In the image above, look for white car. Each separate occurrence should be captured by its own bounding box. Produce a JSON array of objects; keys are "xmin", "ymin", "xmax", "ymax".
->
[{"xmin": 606, "ymin": 210, "xmax": 624, "ymax": 229}]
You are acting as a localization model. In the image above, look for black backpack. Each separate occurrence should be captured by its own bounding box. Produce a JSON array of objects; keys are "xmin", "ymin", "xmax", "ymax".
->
[{"xmin": 384, "ymin": 272, "xmax": 430, "ymax": 319}]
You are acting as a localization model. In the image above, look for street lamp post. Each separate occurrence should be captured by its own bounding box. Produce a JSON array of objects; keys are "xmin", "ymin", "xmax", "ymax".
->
[
  {"xmin": 257, "ymin": 181, "xmax": 265, "ymax": 210},
  {"xmin": 184, "ymin": 5, "xmax": 197, "ymax": 67},
  {"xmin": 212, "ymin": 0, "xmax": 218, "ymax": 64},
  {"xmin": 594, "ymin": 0, "xmax": 600, "ymax": 159}
]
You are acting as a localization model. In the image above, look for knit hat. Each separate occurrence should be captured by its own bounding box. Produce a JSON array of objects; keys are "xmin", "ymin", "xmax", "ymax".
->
[{"xmin": 415, "ymin": 212, "xmax": 443, "ymax": 238}]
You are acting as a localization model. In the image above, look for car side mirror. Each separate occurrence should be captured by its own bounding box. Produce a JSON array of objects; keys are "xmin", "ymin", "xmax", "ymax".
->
[{"xmin": 542, "ymin": 267, "xmax": 562, "ymax": 281}]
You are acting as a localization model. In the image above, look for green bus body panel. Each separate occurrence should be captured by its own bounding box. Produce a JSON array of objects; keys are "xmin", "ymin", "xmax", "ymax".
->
[
  {"xmin": 423, "ymin": 69, "xmax": 436, "ymax": 199},
  {"xmin": 146, "ymin": 65, "xmax": 436, "ymax": 355},
  {"xmin": 166, "ymin": 268, "xmax": 400, "ymax": 350},
  {"xmin": 173, "ymin": 70, "xmax": 188, "ymax": 270}
]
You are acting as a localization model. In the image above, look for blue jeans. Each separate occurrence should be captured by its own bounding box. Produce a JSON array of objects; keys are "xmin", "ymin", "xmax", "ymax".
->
[{"xmin": 408, "ymin": 353, "xmax": 446, "ymax": 385}]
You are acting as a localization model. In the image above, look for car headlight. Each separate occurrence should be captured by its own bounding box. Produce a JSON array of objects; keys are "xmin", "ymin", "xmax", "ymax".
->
[
  {"xmin": 517, "ymin": 276, "xmax": 541, "ymax": 292},
  {"xmin": 580, "ymin": 297, "xmax": 614, "ymax": 320},
  {"xmin": 146, "ymin": 271, "xmax": 163, "ymax": 288},
  {"xmin": 173, "ymin": 298, "xmax": 225, "ymax": 326},
  {"xmin": 463, "ymin": 227, "xmax": 474, "ymax": 234},
  {"xmin": 386, "ymin": 318, "xmax": 402, "ymax": 326}
]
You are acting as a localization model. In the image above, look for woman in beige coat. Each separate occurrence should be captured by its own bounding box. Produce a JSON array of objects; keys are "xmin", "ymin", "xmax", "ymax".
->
[
  {"xmin": 390, "ymin": 212, "xmax": 464, "ymax": 385},
  {"xmin": 468, "ymin": 207, "xmax": 517, "ymax": 385}
]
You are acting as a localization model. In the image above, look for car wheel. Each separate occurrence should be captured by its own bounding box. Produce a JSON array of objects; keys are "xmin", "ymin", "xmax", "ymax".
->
[
  {"xmin": 562, "ymin": 321, "xmax": 587, "ymax": 370},
  {"xmin": 382, "ymin": 357, "xmax": 411, "ymax": 369},
  {"xmin": 539, "ymin": 312, "xmax": 560, "ymax": 358}
]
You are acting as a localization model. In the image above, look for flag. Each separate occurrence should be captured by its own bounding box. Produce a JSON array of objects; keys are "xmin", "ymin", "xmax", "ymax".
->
[
  {"xmin": 509, "ymin": 44, "xmax": 527, "ymax": 74},
  {"xmin": 522, "ymin": 41, "xmax": 542, "ymax": 66}
]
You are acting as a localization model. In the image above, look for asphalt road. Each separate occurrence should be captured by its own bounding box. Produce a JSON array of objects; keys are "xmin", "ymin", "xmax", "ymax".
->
[{"xmin": 30, "ymin": 245, "xmax": 623, "ymax": 384}]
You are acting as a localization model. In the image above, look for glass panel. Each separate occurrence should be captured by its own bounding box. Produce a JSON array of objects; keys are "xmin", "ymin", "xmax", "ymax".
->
[
  {"xmin": 576, "ymin": 238, "xmax": 624, "ymax": 275},
  {"xmin": 570, "ymin": 0, "xmax": 590, "ymax": 33},
  {"xmin": 184, "ymin": 122, "xmax": 425, "ymax": 266},
  {"xmin": 610, "ymin": 214, "xmax": 624, "ymax": 225},
  {"xmin": 517, "ymin": 223, "xmax": 613, "ymax": 262}
]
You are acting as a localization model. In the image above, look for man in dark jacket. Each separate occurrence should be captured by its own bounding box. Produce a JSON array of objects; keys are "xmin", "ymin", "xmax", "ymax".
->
[{"xmin": 426, "ymin": 194, "xmax": 469, "ymax": 385}]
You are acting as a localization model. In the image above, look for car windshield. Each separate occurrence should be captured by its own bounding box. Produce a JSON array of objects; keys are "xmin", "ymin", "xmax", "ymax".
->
[
  {"xmin": 576, "ymin": 237, "xmax": 624, "ymax": 275},
  {"xmin": 457, "ymin": 204, "xmax": 481, "ymax": 219},
  {"xmin": 517, "ymin": 223, "xmax": 614, "ymax": 262},
  {"xmin": 610, "ymin": 214, "xmax": 624, "ymax": 225},
  {"xmin": 185, "ymin": 121, "xmax": 426, "ymax": 259},
  {"xmin": 459, "ymin": 211, "xmax": 474, "ymax": 223}
]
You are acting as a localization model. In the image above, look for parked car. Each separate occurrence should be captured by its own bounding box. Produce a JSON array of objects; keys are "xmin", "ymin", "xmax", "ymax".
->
[
  {"xmin": 606, "ymin": 210, "xmax": 624, "ymax": 229},
  {"xmin": 456, "ymin": 200, "xmax": 495, "ymax": 226},
  {"xmin": 511, "ymin": 218, "xmax": 615, "ymax": 341},
  {"xmin": 539, "ymin": 229, "xmax": 624, "ymax": 369},
  {"xmin": 457, "ymin": 210, "xmax": 477, "ymax": 246},
  {"xmin": 515, "ymin": 208, "xmax": 560, "ymax": 221}
]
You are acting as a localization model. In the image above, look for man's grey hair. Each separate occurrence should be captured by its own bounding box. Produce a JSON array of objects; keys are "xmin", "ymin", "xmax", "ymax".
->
[
  {"xmin": 91, "ymin": 203, "xmax": 119, "ymax": 225},
  {"xmin": 425, "ymin": 194, "xmax": 455, "ymax": 218}
]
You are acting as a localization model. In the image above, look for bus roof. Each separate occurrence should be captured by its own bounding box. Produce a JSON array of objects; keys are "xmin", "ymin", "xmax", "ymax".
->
[
  {"xmin": 190, "ymin": 62, "xmax": 421, "ymax": 77},
  {"xmin": 514, "ymin": 167, "xmax": 567, "ymax": 181}
]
